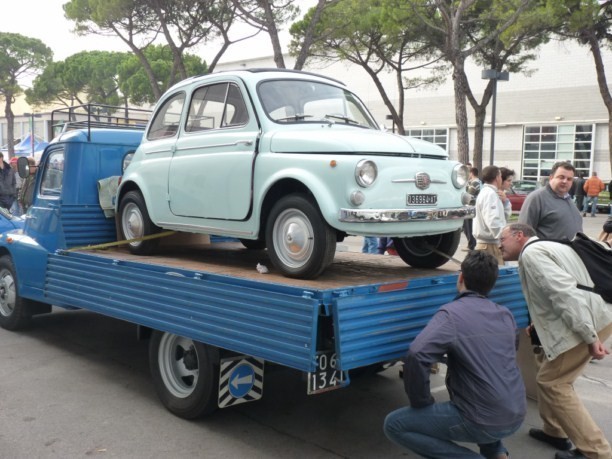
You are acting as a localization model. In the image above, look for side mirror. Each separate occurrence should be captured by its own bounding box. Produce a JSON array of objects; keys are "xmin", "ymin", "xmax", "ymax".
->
[{"xmin": 17, "ymin": 157, "xmax": 30, "ymax": 179}]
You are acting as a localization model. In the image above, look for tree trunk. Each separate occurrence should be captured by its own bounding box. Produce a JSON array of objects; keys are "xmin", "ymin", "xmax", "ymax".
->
[
  {"xmin": 293, "ymin": 0, "xmax": 328, "ymax": 70},
  {"xmin": 472, "ymin": 108, "xmax": 486, "ymax": 171},
  {"xmin": 586, "ymin": 32, "xmax": 612, "ymax": 177},
  {"xmin": 3, "ymin": 96, "xmax": 14, "ymax": 157},
  {"xmin": 261, "ymin": 0, "xmax": 285, "ymax": 68},
  {"xmin": 452, "ymin": 64, "xmax": 470, "ymax": 164}
]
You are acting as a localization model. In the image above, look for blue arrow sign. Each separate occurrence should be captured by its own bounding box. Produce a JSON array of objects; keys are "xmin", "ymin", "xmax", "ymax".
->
[{"xmin": 229, "ymin": 363, "xmax": 255, "ymax": 398}]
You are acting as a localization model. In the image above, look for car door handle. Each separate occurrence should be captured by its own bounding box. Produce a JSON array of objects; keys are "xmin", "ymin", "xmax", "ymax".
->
[{"xmin": 236, "ymin": 140, "xmax": 253, "ymax": 146}]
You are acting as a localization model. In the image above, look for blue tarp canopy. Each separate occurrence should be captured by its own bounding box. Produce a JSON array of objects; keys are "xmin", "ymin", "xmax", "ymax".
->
[{"xmin": 11, "ymin": 133, "xmax": 48, "ymax": 157}]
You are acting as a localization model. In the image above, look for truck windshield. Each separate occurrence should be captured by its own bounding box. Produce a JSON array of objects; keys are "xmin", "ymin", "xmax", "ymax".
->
[{"xmin": 258, "ymin": 79, "xmax": 378, "ymax": 129}]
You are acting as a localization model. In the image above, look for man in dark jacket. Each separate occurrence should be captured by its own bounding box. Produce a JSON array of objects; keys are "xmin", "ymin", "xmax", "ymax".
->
[
  {"xmin": 574, "ymin": 173, "xmax": 586, "ymax": 211},
  {"xmin": 384, "ymin": 251, "xmax": 526, "ymax": 459},
  {"xmin": 0, "ymin": 153, "xmax": 16, "ymax": 210}
]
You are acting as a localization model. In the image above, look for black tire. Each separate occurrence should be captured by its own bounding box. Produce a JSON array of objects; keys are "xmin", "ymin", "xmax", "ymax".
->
[
  {"xmin": 119, "ymin": 190, "xmax": 160, "ymax": 255},
  {"xmin": 149, "ymin": 330, "xmax": 219, "ymax": 419},
  {"xmin": 393, "ymin": 229, "xmax": 461, "ymax": 269},
  {"xmin": 265, "ymin": 194, "xmax": 336, "ymax": 279},
  {"xmin": 0, "ymin": 255, "xmax": 36, "ymax": 330},
  {"xmin": 239, "ymin": 238, "xmax": 266, "ymax": 250}
]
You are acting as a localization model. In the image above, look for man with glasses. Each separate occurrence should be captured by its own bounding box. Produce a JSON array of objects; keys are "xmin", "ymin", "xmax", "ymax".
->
[{"xmin": 500, "ymin": 223, "xmax": 612, "ymax": 459}]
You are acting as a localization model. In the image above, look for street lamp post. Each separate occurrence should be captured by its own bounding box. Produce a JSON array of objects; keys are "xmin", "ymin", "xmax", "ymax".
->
[
  {"xmin": 23, "ymin": 112, "xmax": 41, "ymax": 157},
  {"xmin": 481, "ymin": 69, "xmax": 509, "ymax": 165}
]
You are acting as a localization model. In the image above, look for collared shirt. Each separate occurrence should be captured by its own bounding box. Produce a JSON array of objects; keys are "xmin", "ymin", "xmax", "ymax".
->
[
  {"xmin": 519, "ymin": 184, "xmax": 582, "ymax": 240},
  {"xmin": 519, "ymin": 237, "xmax": 612, "ymax": 360},
  {"xmin": 403, "ymin": 291, "xmax": 526, "ymax": 429}
]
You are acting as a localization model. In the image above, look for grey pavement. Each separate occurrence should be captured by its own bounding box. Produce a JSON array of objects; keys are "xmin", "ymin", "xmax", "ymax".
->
[{"xmin": 0, "ymin": 212, "xmax": 610, "ymax": 458}]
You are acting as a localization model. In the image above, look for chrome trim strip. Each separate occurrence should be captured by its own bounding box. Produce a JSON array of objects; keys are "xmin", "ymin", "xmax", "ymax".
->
[
  {"xmin": 145, "ymin": 140, "xmax": 254, "ymax": 155},
  {"xmin": 338, "ymin": 206, "xmax": 475, "ymax": 223},
  {"xmin": 391, "ymin": 178, "xmax": 447, "ymax": 184}
]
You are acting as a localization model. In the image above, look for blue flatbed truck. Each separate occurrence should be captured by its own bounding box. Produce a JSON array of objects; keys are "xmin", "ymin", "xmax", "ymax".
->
[{"xmin": 0, "ymin": 106, "xmax": 529, "ymax": 419}]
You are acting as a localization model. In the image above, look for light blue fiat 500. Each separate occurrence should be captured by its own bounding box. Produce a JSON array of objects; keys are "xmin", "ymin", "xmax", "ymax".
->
[{"xmin": 117, "ymin": 69, "xmax": 474, "ymax": 279}]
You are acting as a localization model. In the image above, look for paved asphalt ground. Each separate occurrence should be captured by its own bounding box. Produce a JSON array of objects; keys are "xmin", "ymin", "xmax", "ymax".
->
[{"xmin": 0, "ymin": 213, "xmax": 610, "ymax": 458}]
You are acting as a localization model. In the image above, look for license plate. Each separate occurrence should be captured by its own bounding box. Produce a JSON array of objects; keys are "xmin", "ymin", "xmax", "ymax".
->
[
  {"xmin": 307, "ymin": 352, "xmax": 348, "ymax": 394},
  {"xmin": 407, "ymin": 194, "xmax": 437, "ymax": 205}
]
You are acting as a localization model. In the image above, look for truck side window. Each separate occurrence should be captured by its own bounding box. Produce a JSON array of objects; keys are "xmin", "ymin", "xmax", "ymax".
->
[
  {"xmin": 186, "ymin": 83, "xmax": 248, "ymax": 132},
  {"xmin": 147, "ymin": 92, "xmax": 185, "ymax": 141},
  {"xmin": 40, "ymin": 150, "xmax": 64, "ymax": 196}
]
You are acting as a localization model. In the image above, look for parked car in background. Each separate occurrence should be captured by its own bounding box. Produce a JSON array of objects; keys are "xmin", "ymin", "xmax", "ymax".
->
[
  {"xmin": 511, "ymin": 180, "xmax": 540, "ymax": 194},
  {"xmin": 506, "ymin": 187, "xmax": 529, "ymax": 212}
]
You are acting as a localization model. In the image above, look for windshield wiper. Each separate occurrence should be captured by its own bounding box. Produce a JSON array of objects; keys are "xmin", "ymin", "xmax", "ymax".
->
[
  {"xmin": 324, "ymin": 114, "xmax": 360, "ymax": 125},
  {"xmin": 275, "ymin": 114, "xmax": 313, "ymax": 122}
]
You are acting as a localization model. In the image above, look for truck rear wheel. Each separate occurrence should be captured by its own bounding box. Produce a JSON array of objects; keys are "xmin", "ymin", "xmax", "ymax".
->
[
  {"xmin": 0, "ymin": 256, "xmax": 36, "ymax": 330},
  {"xmin": 149, "ymin": 330, "xmax": 219, "ymax": 419},
  {"xmin": 265, "ymin": 194, "xmax": 336, "ymax": 279},
  {"xmin": 119, "ymin": 191, "xmax": 160, "ymax": 255},
  {"xmin": 393, "ymin": 230, "xmax": 461, "ymax": 269}
]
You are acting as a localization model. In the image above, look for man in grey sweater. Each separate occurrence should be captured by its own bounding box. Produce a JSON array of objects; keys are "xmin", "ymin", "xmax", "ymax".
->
[{"xmin": 519, "ymin": 161, "xmax": 582, "ymax": 240}]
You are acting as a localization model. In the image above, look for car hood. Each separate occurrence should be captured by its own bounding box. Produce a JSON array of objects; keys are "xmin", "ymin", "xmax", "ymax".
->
[
  {"xmin": 0, "ymin": 213, "xmax": 24, "ymax": 232},
  {"xmin": 268, "ymin": 127, "xmax": 448, "ymax": 157}
]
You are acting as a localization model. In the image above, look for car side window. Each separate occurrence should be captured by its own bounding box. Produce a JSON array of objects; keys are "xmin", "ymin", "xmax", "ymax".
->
[
  {"xmin": 185, "ymin": 83, "xmax": 248, "ymax": 132},
  {"xmin": 147, "ymin": 92, "xmax": 185, "ymax": 141},
  {"xmin": 40, "ymin": 150, "xmax": 65, "ymax": 197}
]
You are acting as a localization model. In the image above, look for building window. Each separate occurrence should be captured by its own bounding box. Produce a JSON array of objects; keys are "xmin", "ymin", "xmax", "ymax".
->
[
  {"xmin": 406, "ymin": 128, "xmax": 449, "ymax": 152},
  {"xmin": 522, "ymin": 124, "xmax": 593, "ymax": 180}
]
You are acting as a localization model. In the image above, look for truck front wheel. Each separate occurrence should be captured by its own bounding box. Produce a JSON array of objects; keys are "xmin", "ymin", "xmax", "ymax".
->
[
  {"xmin": 265, "ymin": 194, "xmax": 336, "ymax": 279},
  {"xmin": 149, "ymin": 331, "xmax": 219, "ymax": 419},
  {"xmin": 393, "ymin": 230, "xmax": 461, "ymax": 269},
  {"xmin": 119, "ymin": 191, "xmax": 160, "ymax": 255},
  {"xmin": 0, "ymin": 256, "xmax": 39, "ymax": 330}
]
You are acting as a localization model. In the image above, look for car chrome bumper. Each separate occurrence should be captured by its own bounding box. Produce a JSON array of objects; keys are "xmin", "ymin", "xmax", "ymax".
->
[{"xmin": 339, "ymin": 206, "xmax": 475, "ymax": 223}]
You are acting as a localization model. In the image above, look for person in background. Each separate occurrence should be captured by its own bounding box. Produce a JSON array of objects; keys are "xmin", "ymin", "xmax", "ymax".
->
[
  {"xmin": 384, "ymin": 250, "xmax": 526, "ymax": 459},
  {"xmin": 582, "ymin": 171, "xmax": 605, "ymax": 218},
  {"xmin": 377, "ymin": 237, "xmax": 397, "ymax": 256},
  {"xmin": 473, "ymin": 165, "xmax": 505, "ymax": 264},
  {"xmin": 9, "ymin": 157, "xmax": 22, "ymax": 215},
  {"xmin": 500, "ymin": 223, "xmax": 612, "ymax": 459},
  {"xmin": 519, "ymin": 161, "xmax": 582, "ymax": 240},
  {"xmin": 608, "ymin": 179, "xmax": 612, "ymax": 215},
  {"xmin": 362, "ymin": 236, "xmax": 379, "ymax": 254},
  {"xmin": 0, "ymin": 152, "xmax": 16, "ymax": 211},
  {"xmin": 462, "ymin": 167, "xmax": 481, "ymax": 251},
  {"xmin": 574, "ymin": 172, "xmax": 586, "ymax": 211},
  {"xmin": 499, "ymin": 167, "xmax": 515, "ymax": 220}
]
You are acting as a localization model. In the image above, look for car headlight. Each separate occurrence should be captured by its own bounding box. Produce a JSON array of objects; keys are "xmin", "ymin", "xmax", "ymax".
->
[
  {"xmin": 123, "ymin": 152, "xmax": 135, "ymax": 173},
  {"xmin": 355, "ymin": 160, "xmax": 377, "ymax": 187},
  {"xmin": 452, "ymin": 163, "xmax": 469, "ymax": 188}
]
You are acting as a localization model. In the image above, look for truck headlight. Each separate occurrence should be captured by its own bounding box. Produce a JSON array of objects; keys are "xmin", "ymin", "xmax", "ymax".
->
[
  {"xmin": 452, "ymin": 164, "xmax": 468, "ymax": 189},
  {"xmin": 355, "ymin": 160, "xmax": 377, "ymax": 188}
]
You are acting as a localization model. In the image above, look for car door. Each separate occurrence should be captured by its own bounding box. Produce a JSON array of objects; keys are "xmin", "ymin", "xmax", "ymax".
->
[{"xmin": 168, "ymin": 81, "xmax": 258, "ymax": 220}]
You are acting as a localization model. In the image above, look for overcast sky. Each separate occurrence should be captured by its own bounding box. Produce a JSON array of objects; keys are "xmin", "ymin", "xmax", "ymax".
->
[{"xmin": 0, "ymin": 0, "xmax": 314, "ymax": 78}]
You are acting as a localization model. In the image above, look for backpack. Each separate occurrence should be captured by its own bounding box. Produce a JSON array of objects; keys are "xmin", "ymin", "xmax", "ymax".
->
[{"xmin": 524, "ymin": 233, "xmax": 612, "ymax": 303}]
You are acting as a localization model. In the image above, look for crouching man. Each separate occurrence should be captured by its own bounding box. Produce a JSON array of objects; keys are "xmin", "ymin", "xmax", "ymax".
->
[
  {"xmin": 383, "ymin": 251, "xmax": 526, "ymax": 458},
  {"xmin": 500, "ymin": 223, "xmax": 612, "ymax": 459}
]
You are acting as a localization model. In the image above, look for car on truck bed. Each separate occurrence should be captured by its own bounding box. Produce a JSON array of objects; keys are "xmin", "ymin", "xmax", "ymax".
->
[{"xmin": 117, "ymin": 68, "xmax": 475, "ymax": 279}]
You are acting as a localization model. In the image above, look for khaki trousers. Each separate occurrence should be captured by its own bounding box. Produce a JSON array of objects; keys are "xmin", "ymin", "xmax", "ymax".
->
[
  {"xmin": 535, "ymin": 322, "xmax": 612, "ymax": 459},
  {"xmin": 475, "ymin": 242, "xmax": 504, "ymax": 265}
]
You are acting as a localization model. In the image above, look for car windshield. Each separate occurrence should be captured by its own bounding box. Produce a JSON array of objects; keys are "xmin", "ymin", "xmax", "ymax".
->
[{"xmin": 258, "ymin": 79, "xmax": 378, "ymax": 129}]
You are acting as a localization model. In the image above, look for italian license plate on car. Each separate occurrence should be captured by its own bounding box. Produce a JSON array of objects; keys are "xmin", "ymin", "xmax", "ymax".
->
[
  {"xmin": 307, "ymin": 352, "xmax": 349, "ymax": 394},
  {"xmin": 407, "ymin": 194, "xmax": 437, "ymax": 205}
]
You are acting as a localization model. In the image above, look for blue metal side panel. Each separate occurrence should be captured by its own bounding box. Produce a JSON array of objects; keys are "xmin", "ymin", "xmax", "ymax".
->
[
  {"xmin": 60, "ymin": 205, "xmax": 116, "ymax": 248},
  {"xmin": 43, "ymin": 252, "xmax": 321, "ymax": 371},
  {"xmin": 332, "ymin": 267, "xmax": 528, "ymax": 371}
]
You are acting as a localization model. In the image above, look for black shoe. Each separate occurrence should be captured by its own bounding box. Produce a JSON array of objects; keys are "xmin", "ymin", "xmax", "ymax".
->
[
  {"xmin": 555, "ymin": 449, "xmax": 587, "ymax": 459},
  {"xmin": 528, "ymin": 428, "xmax": 572, "ymax": 450}
]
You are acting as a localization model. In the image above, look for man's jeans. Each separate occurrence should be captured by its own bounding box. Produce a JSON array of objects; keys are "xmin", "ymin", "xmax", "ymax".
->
[
  {"xmin": 583, "ymin": 196, "xmax": 599, "ymax": 216},
  {"xmin": 384, "ymin": 402, "xmax": 521, "ymax": 458}
]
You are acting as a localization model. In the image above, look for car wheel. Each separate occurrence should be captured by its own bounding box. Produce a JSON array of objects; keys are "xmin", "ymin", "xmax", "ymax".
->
[
  {"xmin": 393, "ymin": 229, "xmax": 461, "ymax": 269},
  {"xmin": 149, "ymin": 330, "xmax": 219, "ymax": 419},
  {"xmin": 0, "ymin": 256, "xmax": 48, "ymax": 330},
  {"xmin": 265, "ymin": 194, "xmax": 336, "ymax": 279},
  {"xmin": 119, "ymin": 191, "xmax": 160, "ymax": 255}
]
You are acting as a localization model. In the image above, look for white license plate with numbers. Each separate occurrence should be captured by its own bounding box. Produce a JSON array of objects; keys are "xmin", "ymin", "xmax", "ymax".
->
[
  {"xmin": 406, "ymin": 194, "xmax": 437, "ymax": 205},
  {"xmin": 307, "ymin": 352, "xmax": 348, "ymax": 394}
]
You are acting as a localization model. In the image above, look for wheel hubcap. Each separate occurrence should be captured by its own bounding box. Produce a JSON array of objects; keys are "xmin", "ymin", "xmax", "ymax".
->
[
  {"xmin": 273, "ymin": 209, "xmax": 314, "ymax": 268},
  {"xmin": 0, "ymin": 270, "xmax": 16, "ymax": 318},
  {"xmin": 158, "ymin": 333, "xmax": 199, "ymax": 399},
  {"xmin": 122, "ymin": 202, "xmax": 144, "ymax": 243}
]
